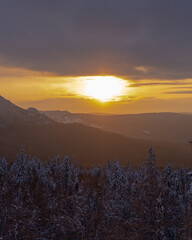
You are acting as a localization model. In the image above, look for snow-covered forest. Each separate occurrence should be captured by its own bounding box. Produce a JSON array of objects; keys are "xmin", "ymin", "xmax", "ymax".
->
[{"xmin": 0, "ymin": 148, "xmax": 191, "ymax": 239}]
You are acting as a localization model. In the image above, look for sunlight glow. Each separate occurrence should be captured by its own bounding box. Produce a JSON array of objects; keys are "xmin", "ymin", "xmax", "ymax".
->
[{"xmin": 83, "ymin": 76, "xmax": 127, "ymax": 102}]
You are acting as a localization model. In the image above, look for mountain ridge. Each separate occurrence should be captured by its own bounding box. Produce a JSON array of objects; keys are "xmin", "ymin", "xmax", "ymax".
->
[{"xmin": 0, "ymin": 95, "xmax": 52, "ymax": 127}]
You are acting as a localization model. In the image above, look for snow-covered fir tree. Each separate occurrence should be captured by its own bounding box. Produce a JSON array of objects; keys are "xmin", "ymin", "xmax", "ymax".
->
[{"xmin": 0, "ymin": 148, "xmax": 191, "ymax": 239}]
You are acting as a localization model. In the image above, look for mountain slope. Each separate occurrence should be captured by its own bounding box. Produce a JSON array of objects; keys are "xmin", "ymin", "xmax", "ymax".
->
[
  {"xmin": 0, "ymin": 122, "xmax": 192, "ymax": 168},
  {"xmin": 0, "ymin": 96, "xmax": 52, "ymax": 126}
]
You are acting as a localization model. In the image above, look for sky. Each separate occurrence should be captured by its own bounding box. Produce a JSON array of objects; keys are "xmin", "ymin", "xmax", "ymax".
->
[{"xmin": 1, "ymin": 0, "xmax": 192, "ymax": 113}]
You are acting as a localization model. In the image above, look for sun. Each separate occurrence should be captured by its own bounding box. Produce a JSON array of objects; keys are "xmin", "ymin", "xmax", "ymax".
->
[{"xmin": 83, "ymin": 76, "xmax": 126, "ymax": 102}]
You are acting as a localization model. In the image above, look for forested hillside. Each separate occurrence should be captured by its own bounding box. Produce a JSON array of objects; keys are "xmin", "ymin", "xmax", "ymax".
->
[{"xmin": 0, "ymin": 148, "xmax": 191, "ymax": 239}]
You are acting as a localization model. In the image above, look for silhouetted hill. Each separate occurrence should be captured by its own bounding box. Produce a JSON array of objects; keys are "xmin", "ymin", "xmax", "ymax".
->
[{"xmin": 0, "ymin": 123, "xmax": 192, "ymax": 168}]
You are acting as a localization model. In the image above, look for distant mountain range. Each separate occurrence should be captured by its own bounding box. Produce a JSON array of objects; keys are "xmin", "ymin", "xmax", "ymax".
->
[
  {"xmin": 44, "ymin": 110, "xmax": 192, "ymax": 144},
  {"xmin": 0, "ymin": 95, "xmax": 192, "ymax": 168}
]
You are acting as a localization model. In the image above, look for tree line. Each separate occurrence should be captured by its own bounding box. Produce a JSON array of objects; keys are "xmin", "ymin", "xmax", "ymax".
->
[{"xmin": 0, "ymin": 147, "xmax": 191, "ymax": 239}]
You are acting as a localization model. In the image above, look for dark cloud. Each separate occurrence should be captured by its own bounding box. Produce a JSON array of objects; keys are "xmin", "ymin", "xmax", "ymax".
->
[
  {"xmin": 130, "ymin": 82, "xmax": 192, "ymax": 87},
  {"xmin": 165, "ymin": 91, "xmax": 192, "ymax": 94},
  {"xmin": 0, "ymin": 0, "xmax": 192, "ymax": 79}
]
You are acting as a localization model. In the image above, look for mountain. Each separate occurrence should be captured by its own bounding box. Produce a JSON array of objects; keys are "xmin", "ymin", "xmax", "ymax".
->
[
  {"xmin": 43, "ymin": 110, "xmax": 84, "ymax": 124},
  {"xmin": 44, "ymin": 111, "xmax": 192, "ymax": 144},
  {"xmin": 0, "ymin": 96, "xmax": 192, "ymax": 168},
  {"xmin": 0, "ymin": 96, "xmax": 52, "ymax": 127}
]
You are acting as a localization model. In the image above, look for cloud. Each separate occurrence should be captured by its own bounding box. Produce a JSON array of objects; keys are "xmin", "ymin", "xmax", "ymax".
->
[
  {"xmin": 135, "ymin": 66, "xmax": 149, "ymax": 73},
  {"xmin": 0, "ymin": 0, "xmax": 192, "ymax": 79},
  {"xmin": 130, "ymin": 81, "xmax": 192, "ymax": 87},
  {"xmin": 165, "ymin": 91, "xmax": 192, "ymax": 94}
]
